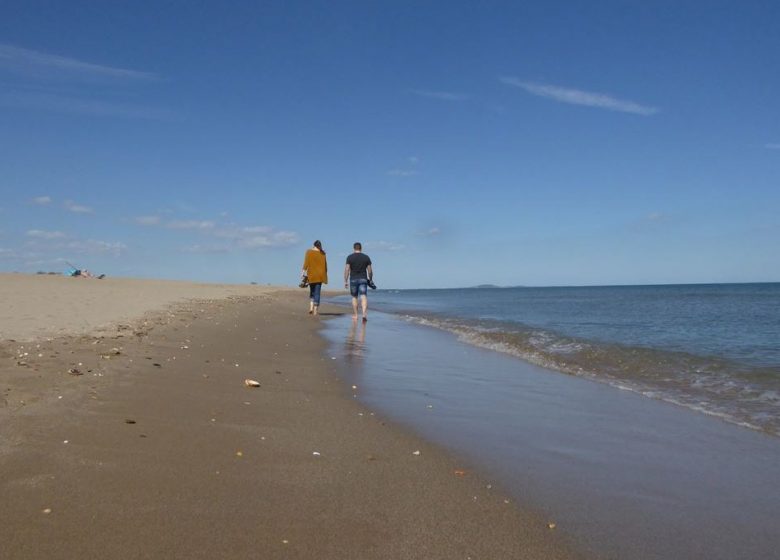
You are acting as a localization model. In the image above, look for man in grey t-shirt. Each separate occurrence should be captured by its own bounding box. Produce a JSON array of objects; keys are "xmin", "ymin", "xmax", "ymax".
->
[{"xmin": 344, "ymin": 242, "xmax": 373, "ymax": 322}]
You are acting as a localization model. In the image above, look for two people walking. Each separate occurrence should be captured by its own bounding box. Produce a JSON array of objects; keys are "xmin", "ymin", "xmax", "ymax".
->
[{"xmin": 301, "ymin": 240, "xmax": 373, "ymax": 321}]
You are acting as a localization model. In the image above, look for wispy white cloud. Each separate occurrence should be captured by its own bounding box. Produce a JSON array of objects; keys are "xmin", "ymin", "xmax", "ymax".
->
[
  {"xmin": 133, "ymin": 216, "xmax": 299, "ymax": 251},
  {"xmin": 0, "ymin": 44, "xmax": 157, "ymax": 81},
  {"xmin": 64, "ymin": 200, "xmax": 93, "ymax": 214},
  {"xmin": 0, "ymin": 91, "xmax": 172, "ymax": 120},
  {"xmin": 0, "ymin": 44, "xmax": 166, "ymax": 120},
  {"xmin": 26, "ymin": 229, "xmax": 66, "ymax": 239},
  {"xmin": 214, "ymin": 225, "xmax": 299, "ymax": 248},
  {"xmin": 23, "ymin": 231, "xmax": 126, "ymax": 258},
  {"xmin": 183, "ymin": 244, "xmax": 231, "ymax": 254},
  {"xmin": 134, "ymin": 215, "xmax": 162, "ymax": 226},
  {"xmin": 0, "ymin": 247, "xmax": 18, "ymax": 259},
  {"xmin": 167, "ymin": 220, "xmax": 216, "ymax": 231},
  {"xmin": 65, "ymin": 239, "xmax": 126, "ymax": 257},
  {"xmin": 387, "ymin": 169, "xmax": 418, "ymax": 177},
  {"xmin": 409, "ymin": 89, "xmax": 470, "ymax": 102},
  {"xmin": 238, "ymin": 230, "xmax": 298, "ymax": 249},
  {"xmin": 365, "ymin": 240, "xmax": 405, "ymax": 252},
  {"xmin": 417, "ymin": 227, "xmax": 441, "ymax": 237},
  {"xmin": 31, "ymin": 195, "xmax": 52, "ymax": 205},
  {"xmin": 765, "ymin": 143, "xmax": 780, "ymax": 150},
  {"xmin": 500, "ymin": 77, "xmax": 659, "ymax": 116},
  {"xmin": 387, "ymin": 155, "xmax": 420, "ymax": 178},
  {"xmin": 646, "ymin": 212, "xmax": 667, "ymax": 222},
  {"xmin": 627, "ymin": 211, "xmax": 673, "ymax": 233}
]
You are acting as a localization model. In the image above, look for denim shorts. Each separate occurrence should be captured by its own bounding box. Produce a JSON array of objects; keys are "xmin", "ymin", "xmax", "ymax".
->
[{"xmin": 349, "ymin": 278, "xmax": 368, "ymax": 297}]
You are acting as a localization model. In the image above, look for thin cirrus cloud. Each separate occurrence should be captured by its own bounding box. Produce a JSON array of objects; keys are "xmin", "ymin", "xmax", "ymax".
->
[
  {"xmin": 166, "ymin": 220, "xmax": 216, "ymax": 231},
  {"xmin": 645, "ymin": 212, "xmax": 669, "ymax": 223},
  {"xmin": 409, "ymin": 89, "xmax": 470, "ymax": 102},
  {"xmin": 23, "ymin": 230, "xmax": 126, "ymax": 257},
  {"xmin": 387, "ymin": 169, "xmax": 418, "ymax": 177},
  {"xmin": 765, "ymin": 143, "xmax": 780, "ymax": 150},
  {"xmin": 0, "ymin": 44, "xmax": 157, "ymax": 81},
  {"xmin": 134, "ymin": 216, "xmax": 299, "ymax": 250},
  {"xmin": 31, "ymin": 195, "xmax": 52, "ymax": 205},
  {"xmin": 0, "ymin": 44, "xmax": 167, "ymax": 119},
  {"xmin": 417, "ymin": 227, "xmax": 441, "ymax": 237},
  {"xmin": 0, "ymin": 91, "xmax": 173, "ymax": 120},
  {"xmin": 365, "ymin": 240, "xmax": 405, "ymax": 252},
  {"xmin": 64, "ymin": 239, "xmax": 126, "ymax": 257},
  {"xmin": 64, "ymin": 200, "xmax": 93, "ymax": 214},
  {"xmin": 26, "ymin": 229, "xmax": 66, "ymax": 239},
  {"xmin": 387, "ymin": 155, "xmax": 420, "ymax": 177},
  {"xmin": 133, "ymin": 215, "xmax": 162, "ymax": 226},
  {"xmin": 500, "ymin": 77, "xmax": 659, "ymax": 116},
  {"xmin": 184, "ymin": 244, "xmax": 231, "ymax": 254},
  {"xmin": 214, "ymin": 225, "xmax": 299, "ymax": 249}
]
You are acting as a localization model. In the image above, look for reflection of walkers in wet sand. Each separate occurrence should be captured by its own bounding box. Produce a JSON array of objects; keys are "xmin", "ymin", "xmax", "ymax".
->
[
  {"xmin": 344, "ymin": 242, "xmax": 373, "ymax": 322},
  {"xmin": 302, "ymin": 240, "xmax": 328, "ymax": 315},
  {"xmin": 345, "ymin": 318, "xmax": 367, "ymax": 360}
]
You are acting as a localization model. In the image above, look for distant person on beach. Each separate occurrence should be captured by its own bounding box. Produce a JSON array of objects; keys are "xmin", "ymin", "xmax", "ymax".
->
[
  {"xmin": 302, "ymin": 240, "xmax": 328, "ymax": 315},
  {"xmin": 67, "ymin": 263, "xmax": 104, "ymax": 279},
  {"xmin": 344, "ymin": 242, "xmax": 373, "ymax": 322}
]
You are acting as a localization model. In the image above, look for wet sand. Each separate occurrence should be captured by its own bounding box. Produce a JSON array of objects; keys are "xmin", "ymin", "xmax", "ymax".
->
[
  {"xmin": 0, "ymin": 275, "xmax": 579, "ymax": 559},
  {"xmin": 322, "ymin": 310, "xmax": 780, "ymax": 560}
]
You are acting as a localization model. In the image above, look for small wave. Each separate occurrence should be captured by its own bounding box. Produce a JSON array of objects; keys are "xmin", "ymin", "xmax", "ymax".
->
[{"xmin": 402, "ymin": 314, "xmax": 780, "ymax": 437}]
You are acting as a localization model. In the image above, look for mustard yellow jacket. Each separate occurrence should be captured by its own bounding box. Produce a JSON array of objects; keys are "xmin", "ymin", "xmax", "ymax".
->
[{"xmin": 303, "ymin": 249, "xmax": 328, "ymax": 284}]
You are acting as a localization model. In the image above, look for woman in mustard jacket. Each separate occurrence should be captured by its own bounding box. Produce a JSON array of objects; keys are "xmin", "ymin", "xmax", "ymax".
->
[{"xmin": 302, "ymin": 240, "xmax": 328, "ymax": 315}]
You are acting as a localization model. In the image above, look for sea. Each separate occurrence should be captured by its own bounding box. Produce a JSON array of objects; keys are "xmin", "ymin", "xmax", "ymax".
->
[
  {"xmin": 324, "ymin": 283, "xmax": 780, "ymax": 559},
  {"xmin": 342, "ymin": 283, "xmax": 780, "ymax": 436}
]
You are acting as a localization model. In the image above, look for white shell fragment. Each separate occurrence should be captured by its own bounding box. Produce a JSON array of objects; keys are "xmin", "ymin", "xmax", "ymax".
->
[
  {"xmin": 244, "ymin": 379, "xmax": 260, "ymax": 387},
  {"xmin": 412, "ymin": 450, "xmax": 421, "ymax": 456}
]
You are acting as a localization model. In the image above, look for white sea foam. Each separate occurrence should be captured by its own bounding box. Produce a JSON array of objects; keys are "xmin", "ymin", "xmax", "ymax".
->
[{"xmin": 401, "ymin": 312, "xmax": 780, "ymax": 436}]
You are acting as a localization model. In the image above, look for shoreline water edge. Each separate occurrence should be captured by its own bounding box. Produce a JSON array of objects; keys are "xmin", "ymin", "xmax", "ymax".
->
[
  {"xmin": 1, "ymin": 275, "xmax": 581, "ymax": 560},
  {"xmin": 323, "ymin": 289, "xmax": 780, "ymax": 560},
  {"xmin": 332, "ymin": 283, "xmax": 780, "ymax": 437}
]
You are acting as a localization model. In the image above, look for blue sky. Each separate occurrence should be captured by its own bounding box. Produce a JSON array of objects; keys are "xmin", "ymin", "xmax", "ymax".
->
[{"xmin": 1, "ymin": 1, "xmax": 778, "ymax": 288}]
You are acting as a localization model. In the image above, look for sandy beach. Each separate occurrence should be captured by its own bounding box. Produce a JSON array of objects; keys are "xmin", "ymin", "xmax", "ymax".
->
[{"xmin": 0, "ymin": 274, "xmax": 579, "ymax": 559}]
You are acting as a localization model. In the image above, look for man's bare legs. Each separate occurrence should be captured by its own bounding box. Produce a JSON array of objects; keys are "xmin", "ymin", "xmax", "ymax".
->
[{"xmin": 351, "ymin": 295, "xmax": 367, "ymax": 321}]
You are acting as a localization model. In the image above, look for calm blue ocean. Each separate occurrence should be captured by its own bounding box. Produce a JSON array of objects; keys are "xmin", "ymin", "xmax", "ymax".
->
[{"xmin": 337, "ymin": 283, "xmax": 780, "ymax": 435}]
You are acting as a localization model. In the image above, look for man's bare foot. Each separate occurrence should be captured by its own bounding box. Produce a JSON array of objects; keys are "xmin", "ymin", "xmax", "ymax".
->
[{"xmin": 352, "ymin": 315, "xmax": 358, "ymax": 321}]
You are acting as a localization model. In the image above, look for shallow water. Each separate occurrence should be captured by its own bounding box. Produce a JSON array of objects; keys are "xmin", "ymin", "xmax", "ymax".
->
[
  {"xmin": 334, "ymin": 284, "xmax": 780, "ymax": 435},
  {"xmin": 323, "ymin": 312, "xmax": 780, "ymax": 560}
]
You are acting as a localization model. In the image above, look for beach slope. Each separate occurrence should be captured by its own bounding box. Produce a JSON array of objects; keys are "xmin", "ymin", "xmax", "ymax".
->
[{"xmin": 0, "ymin": 275, "xmax": 578, "ymax": 559}]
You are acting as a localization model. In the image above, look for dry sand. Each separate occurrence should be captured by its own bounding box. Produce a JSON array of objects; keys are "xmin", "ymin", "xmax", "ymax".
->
[
  {"xmin": 0, "ymin": 273, "xmax": 271, "ymax": 341},
  {"xmin": 0, "ymin": 274, "xmax": 581, "ymax": 559}
]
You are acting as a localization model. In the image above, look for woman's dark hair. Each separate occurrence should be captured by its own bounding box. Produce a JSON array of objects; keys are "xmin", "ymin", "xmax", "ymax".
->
[{"xmin": 314, "ymin": 240, "xmax": 325, "ymax": 255}]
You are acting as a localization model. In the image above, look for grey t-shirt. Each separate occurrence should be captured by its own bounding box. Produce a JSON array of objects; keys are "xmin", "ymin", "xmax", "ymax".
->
[{"xmin": 346, "ymin": 252, "xmax": 371, "ymax": 280}]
